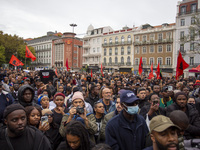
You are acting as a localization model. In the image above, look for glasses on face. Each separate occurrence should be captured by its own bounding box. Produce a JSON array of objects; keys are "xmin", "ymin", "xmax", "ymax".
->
[
  {"xmin": 189, "ymin": 84, "xmax": 193, "ymax": 86},
  {"xmin": 44, "ymin": 113, "xmax": 53, "ymax": 117}
]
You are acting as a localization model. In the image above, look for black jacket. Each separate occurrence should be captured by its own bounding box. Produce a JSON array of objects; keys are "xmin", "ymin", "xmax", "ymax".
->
[
  {"xmin": 166, "ymin": 103, "xmax": 200, "ymax": 139},
  {"xmin": 85, "ymin": 93, "xmax": 99, "ymax": 107}
]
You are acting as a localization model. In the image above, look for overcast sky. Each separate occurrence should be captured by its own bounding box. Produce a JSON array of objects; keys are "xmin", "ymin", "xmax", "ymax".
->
[{"xmin": 0, "ymin": 0, "xmax": 180, "ymax": 39}]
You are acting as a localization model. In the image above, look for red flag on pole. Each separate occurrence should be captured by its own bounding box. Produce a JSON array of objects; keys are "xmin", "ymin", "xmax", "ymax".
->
[
  {"xmin": 138, "ymin": 57, "xmax": 143, "ymax": 75},
  {"xmin": 66, "ymin": 58, "xmax": 70, "ymax": 71},
  {"xmin": 101, "ymin": 63, "xmax": 104, "ymax": 77},
  {"xmin": 55, "ymin": 68, "xmax": 58, "ymax": 76},
  {"xmin": 9, "ymin": 55, "xmax": 24, "ymax": 66},
  {"xmin": 156, "ymin": 63, "xmax": 160, "ymax": 79},
  {"xmin": 91, "ymin": 69, "xmax": 93, "ymax": 77},
  {"xmin": 148, "ymin": 63, "xmax": 154, "ymax": 79},
  {"xmin": 176, "ymin": 51, "xmax": 189, "ymax": 80},
  {"xmin": 26, "ymin": 45, "xmax": 36, "ymax": 61}
]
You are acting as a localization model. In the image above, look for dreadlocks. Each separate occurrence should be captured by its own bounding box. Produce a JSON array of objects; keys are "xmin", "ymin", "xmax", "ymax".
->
[{"xmin": 65, "ymin": 120, "xmax": 90, "ymax": 150}]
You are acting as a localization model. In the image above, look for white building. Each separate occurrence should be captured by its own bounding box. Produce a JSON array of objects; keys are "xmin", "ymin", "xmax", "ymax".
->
[
  {"xmin": 82, "ymin": 25, "xmax": 113, "ymax": 71},
  {"xmin": 175, "ymin": 0, "xmax": 200, "ymax": 77}
]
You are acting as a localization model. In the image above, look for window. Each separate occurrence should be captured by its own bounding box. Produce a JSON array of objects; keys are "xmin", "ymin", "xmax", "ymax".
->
[
  {"xmin": 190, "ymin": 43, "xmax": 194, "ymax": 51},
  {"xmin": 180, "ymin": 31, "xmax": 184, "ymax": 39},
  {"xmin": 167, "ymin": 45, "xmax": 171, "ymax": 52},
  {"xmin": 104, "ymin": 57, "xmax": 106, "ymax": 63},
  {"xmin": 109, "ymin": 48, "xmax": 112, "ymax": 56},
  {"xmin": 93, "ymin": 48, "xmax": 95, "ymax": 53},
  {"xmin": 135, "ymin": 36, "xmax": 139, "ymax": 41},
  {"xmin": 157, "ymin": 57, "xmax": 163, "ymax": 65},
  {"xmin": 166, "ymin": 57, "xmax": 171, "ymax": 65},
  {"xmin": 180, "ymin": 44, "xmax": 184, "ymax": 52},
  {"xmin": 158, "ymin": 46, "xmax": 163, "ymax": 53},
  {"xmin": 97, "ymin": 47, "xmax": 100, "ymax": 52},
  {"xmin": 127, "ymin": 46, "xmax": 131, "ymax": 55},
  {"xmin": 115, "ymin": 57, "xmax": 118, "ymax": 64},
  {"xmin": 142, "ymin": 35, "xmax": 147, "ymax": 42},
  {"xmin": 181, "ymin": 6, "xmax": 186, "ymax": 14},
  {"xmin": 150, "ymin": 46, "xmax": 154, "ymax": 53},
  {"xmin": 150, "ymin": 34, "xmax": 154, "ymax": 41},
  {"xmin": 127, "ymin": 56, "xmax": 130, "ymax": 63},
  {"xmin": 142, "ymin": 58, "xmax": 147, "ymax": 65},
  {"xmin": 109, "ymin": 38, "xmax": 112, "ymax": 44},
  {"xmin": 115, "ymin": 47, "xmax": 118, "ymax": 55},
  {"xmin": 190, "ymin": 57, "xmax": 194, "ymax": 65},
  {"xmin": 181, "ymin": 19, "xmax": 185, "ymax": 26},
  {"xmin": 97, "ymin": 38, "xmax": 100, "ymax": 43},
  {"xmin": 158, "ymin": 33, "xmax": 162, "ymax": 41},
  {"xmin": 142, "ymin": 46, "xmax": 147, "ymax": 53},
  {"xmin": 190, "ymin": 29, "xmax": 195, "ymax": 40},
  {"xmin": 128, "ymin": 35, "xmax": 131, "ymax": 43},
  {"xmin": 135, "ymin": 58, "xmax": 139, "ymax": 65},
  {"xmin": 121, "ymin": 57, "xmax": 124, "ymax": 63},
  {"xmin": 104, "ymin": 39, "xmax": 107, "ymax": 44},
  {"xmin": 104, "ymin": 48, "xmax": 106, "ymax": 56},
  {"xmin": 149, "ymin": 58, "xmax": 154, "ymax": 65},
  {"xmin": 135, "ymin": 47, "xmax": 139, "ymax": 54},
  {"xmin": 109, "ymin": 57, "xmax": 112, "ymax": 64},
  {"xmin": 121, "ymin": 36, "xmax": 124, "ymax": 44},
  {"xmin": 191, "ymin": 4, "xmax": 196, "ymax": 13},
  {"xmin": 115, "ymin": 36, "xmax": 118, "ymax": 44},
  {"xmin": 191, "ymin": 17, "xmax": 195, "ymax": 24},
  {"xmin": 166, "ymin": 32, "xmax": 172, "ymax": 40},
  {"xmin": 121, "ymin": 47, "xmax": 124, "ymax": 55}
]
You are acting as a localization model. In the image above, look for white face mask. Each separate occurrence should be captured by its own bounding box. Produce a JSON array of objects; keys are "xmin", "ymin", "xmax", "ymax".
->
[{"xmin": 123, "ymin": 103, "xmax": 139, "ymax": 115}]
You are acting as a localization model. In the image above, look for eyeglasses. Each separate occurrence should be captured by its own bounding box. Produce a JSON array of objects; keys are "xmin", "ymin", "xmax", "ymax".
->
[{"xmin": 44, "ymin": 113, "xmax": 53, "ymax": 117}]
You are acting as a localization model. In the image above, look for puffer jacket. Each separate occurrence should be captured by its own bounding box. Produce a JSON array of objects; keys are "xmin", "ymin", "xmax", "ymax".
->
[{"xmin": 166, "ymin": 103, "xmax": 200, "ymax": 139}]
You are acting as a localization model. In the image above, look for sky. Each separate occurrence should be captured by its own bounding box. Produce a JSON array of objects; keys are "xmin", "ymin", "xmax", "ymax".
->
[{"xmin": 0, "ymin": 0, "xmax": 180, "ymax": 39}]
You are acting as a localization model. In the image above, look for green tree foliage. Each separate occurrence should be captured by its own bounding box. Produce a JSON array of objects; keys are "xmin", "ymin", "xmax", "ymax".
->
[
  {"xmin": 0, "ymin": 45, "xmax": 6, "ymax": 65},
  {"xmin": 0, "ymin": 31, "xmax": 35, "ymax": 67}
]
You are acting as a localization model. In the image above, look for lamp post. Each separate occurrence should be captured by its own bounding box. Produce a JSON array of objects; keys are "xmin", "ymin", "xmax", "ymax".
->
[{"xmin": 70, "ymin": 23, "xmax": 77, "ymax": 71}]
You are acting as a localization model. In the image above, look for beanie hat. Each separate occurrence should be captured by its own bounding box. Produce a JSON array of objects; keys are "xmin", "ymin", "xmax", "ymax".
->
[
  {"xmin": 72, "ymin": 91, "xmax": 84, "ymax": 102},
  {"xmin": 54, "ymin": 92, "xmax": 65, "ymax": 99},
  {"xmin": 3, "ymin": 104, "xmax": 25, "ymax": 119}
]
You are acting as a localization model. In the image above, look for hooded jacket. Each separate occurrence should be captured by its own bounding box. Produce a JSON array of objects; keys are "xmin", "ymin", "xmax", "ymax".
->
[
  {"xmin": 166, "ymin": 103, "xmax": 200, "ymax": 139},
  {"xmin": 16, "ymin": 84, "xmax": 36, "ymax": 107}
]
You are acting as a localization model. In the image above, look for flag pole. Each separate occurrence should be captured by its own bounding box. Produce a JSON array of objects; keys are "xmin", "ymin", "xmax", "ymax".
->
[{"xmin": 25, "ymin": 57, "xmax": 26, "ymax": 69}]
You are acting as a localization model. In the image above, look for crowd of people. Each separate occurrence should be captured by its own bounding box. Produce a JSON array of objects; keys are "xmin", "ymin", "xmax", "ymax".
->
[{"xmin": 0, "ymin": 68, "xmax": 200, "ymax": 150}]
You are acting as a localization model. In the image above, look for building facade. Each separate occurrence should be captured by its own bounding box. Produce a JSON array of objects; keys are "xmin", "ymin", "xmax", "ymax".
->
[
  {"xmin": 26, "ymin": 31, "xmax": 61, "ymax": 69},
  {"xmin": 175, "ymin": 0, "xmax": 200, "ymax": 77},
  {"xmin": 133, "ymin": 23, "xmax": 176, "ymax": 76},
  {"xmin": 52, "ymin": 32, "xmax": 83, "ymax": 70},
  {"xmin": 102, "ymin": 27, "xmax": 134, "ymax": 73},
  {"xmin": 83, "ymin": 25, "xmax": 113, "ymax": 72}
]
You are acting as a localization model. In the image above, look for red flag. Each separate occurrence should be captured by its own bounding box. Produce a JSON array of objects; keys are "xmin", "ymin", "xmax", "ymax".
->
[
  {"xmin": 176, "ymin": 51, "xmax": 189, "ymax": 80},
  {"xmin": 55, "ymin": 68, "xmax": 58, "ymax": 76},
  {"xmin": 65, "ymin": 58, "xmax": 70, "ymax": 71},
  {"xmin": 26, "ymin": 45, "xmax": 36, "ymax": 61},
  {"xmin": 156, "ymin": 63, "xmax": 160, "ymax": 79},
  {"xmin": 9, "ymin": 55, "xmax": 24, "ymax": 66},
  {"xmin": 101, "ymin": 63, "xmax": 104, "ymax": 77},
  {"xmin": 148, "ymin": 63, "xmax": 154, "ymax": 79},
  {"xmin": 138, "ymin": 57, "xmax": 143, "ymax": 75},
  {"xmin": 91, "ymin": 69, "xmax": 93, "ymax": 77}
]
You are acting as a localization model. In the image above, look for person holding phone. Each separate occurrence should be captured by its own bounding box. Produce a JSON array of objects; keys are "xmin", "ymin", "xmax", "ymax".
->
[{"xmin": 140, "ymin": 93, "xmax": 166, "ymax": 121}]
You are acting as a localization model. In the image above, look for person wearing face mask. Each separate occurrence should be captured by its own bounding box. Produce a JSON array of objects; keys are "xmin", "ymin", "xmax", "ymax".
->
[{"xmin": 105, "ymin": 90, "xmax": 149, "ymax": 150}]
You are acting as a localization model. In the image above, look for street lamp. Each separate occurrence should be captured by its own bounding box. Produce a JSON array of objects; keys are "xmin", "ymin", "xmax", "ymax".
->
[{"xmin": 69, "ymin": 23, "xmax": 77, "ymax": 71}]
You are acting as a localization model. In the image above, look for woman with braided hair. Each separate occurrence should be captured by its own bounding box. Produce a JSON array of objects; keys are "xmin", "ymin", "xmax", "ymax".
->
[{"xmin": 57, "ymin": 120, "xmax": 95, "ymax": 150}]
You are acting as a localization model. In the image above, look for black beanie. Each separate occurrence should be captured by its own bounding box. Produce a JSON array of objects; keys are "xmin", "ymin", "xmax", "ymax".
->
[{"xmin": 3, "ymin": 104, "xmax": 25, "ymax": 119}]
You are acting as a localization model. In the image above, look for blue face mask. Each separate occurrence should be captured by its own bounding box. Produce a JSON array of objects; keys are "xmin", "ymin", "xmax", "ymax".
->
[{"xmin": 124, "ymin": 104, "xmax": 139, "ymax": 115}]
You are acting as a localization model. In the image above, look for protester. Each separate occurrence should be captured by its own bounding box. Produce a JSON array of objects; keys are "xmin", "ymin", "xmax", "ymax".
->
[
  {"xmin": 137, "ymin": 87, "xmax": 148, "ymax": 108},
  {"xmin": 159, "ymin": 86, "xmax": 173, "ymax": 108},
  {"xmin": 0, "ymin": 104, "xmax": 52, "ymax": 150},
  {"xmin": 105, "ymin": 90, "xmax": 149, "ymax": 150}
]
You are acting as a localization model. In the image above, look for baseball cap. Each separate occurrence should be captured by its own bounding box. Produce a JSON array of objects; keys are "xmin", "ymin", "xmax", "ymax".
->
[
  {"xmin": 120, "ymin": 90, "xmax": 139, "ymax": 104},
  {"xmin": 149, "ymin": 115, "xmax": 180, "ymax": 133}
]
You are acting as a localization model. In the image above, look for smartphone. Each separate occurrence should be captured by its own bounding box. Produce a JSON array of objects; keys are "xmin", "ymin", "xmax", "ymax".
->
[
  {"xmin": 41, "ymin": 116, "xmax": 48, "ymax": 126},
  {"xmin": 168, "ymin": 86, "xmax": 173, "ymax": 91},
  {"xmin": 153, "ymin": 101, "xmax": 158, "ymax": 106}
]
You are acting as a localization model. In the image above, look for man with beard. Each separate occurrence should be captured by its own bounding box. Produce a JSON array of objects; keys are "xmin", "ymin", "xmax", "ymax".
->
[
  {"xmin": 144, "ymin": 115, "xmax": 180, "ymax": 150},
  {"xmin": 0, "ymin": 104, "xmax": 52, "ymax": 150},
  {"xmin": 166, "ymin": 92, "xmax": 200, "ymax": 139}
]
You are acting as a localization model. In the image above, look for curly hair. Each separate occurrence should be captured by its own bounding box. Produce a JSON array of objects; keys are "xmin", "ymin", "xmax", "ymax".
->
[{"xmin": 65, "ymin": 120, "xmax": 90, "ymax": 150}]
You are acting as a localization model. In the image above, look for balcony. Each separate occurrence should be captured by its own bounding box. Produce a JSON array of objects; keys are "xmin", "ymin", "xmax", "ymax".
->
[
  {"xmin": 134, "ymin": 39, "xmax": 173, "ymax": 46},
  {"xmin": 178, "ymin": 10, "xmax": 199, "ymax": 16},
  {"xmin": 102, "ymin": 41, "xmax": 132, "ymax": 47},
  {"xmin": 133, "ymin": 64, "xmax": 172, "ymax": 69},
  {"xmin": 126, "ymin": 62, "xmax": 131, "ymax": 66}
]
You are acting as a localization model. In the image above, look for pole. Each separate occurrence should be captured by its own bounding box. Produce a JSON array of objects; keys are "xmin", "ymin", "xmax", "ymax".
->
[
  {"xmin": 70, "ymin": 23, "xmax": 77, "ymax": 71},
  {"xmin": 25, "ymin": 57, "xmax": 26, "ymax": 69}
]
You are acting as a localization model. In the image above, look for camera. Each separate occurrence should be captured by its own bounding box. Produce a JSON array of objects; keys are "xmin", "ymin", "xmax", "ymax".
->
[{"xmin": 76, "ymin": 106, "xmax": 84, "ymax": 114}]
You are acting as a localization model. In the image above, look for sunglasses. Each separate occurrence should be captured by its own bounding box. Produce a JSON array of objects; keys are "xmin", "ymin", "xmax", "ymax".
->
[{"xmin": 44, "ymin": 113, "xmax": 53, "ymax": 117}]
